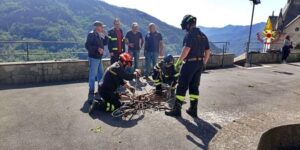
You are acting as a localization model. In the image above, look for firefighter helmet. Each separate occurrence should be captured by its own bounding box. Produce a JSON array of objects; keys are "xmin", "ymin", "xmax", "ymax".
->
[
  {"xmin": 119, "ymin": 53, "xmax": 133, "ymax": 67},
  {"xmin": 181, "ymin": 15, "xmax": 197, "ymax": 31}
]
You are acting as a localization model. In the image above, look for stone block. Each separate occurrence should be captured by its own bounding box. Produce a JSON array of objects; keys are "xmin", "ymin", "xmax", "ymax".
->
[
  {"xmin": 47, "ymin": 67, "xmax": 53, "ymax": 74},
  {"xmin": 52, "ymin": 63, "xmax": 58, "ymax": 69},
  {"xmin": 52, "ymin": 69, "xmax": 61, "ymax": 75}
]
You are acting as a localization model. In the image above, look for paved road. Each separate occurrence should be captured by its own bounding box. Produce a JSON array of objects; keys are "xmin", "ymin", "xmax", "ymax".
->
[{"xmin": 1, "ymin": 63, "xmax": 299, "ymax": 150}]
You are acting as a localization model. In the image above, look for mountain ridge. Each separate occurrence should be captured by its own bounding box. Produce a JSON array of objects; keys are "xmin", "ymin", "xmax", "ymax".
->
[
  {"xmin": 0, "ymin": 0, "xmax": 185, "ymax": 55},
  {"xmin": 0, "ymin": 0, "xmax": 266, "ymax": 57},
  {"xmin": 199, "ymin": 22, "xmax": 266, "ymax": 56}
]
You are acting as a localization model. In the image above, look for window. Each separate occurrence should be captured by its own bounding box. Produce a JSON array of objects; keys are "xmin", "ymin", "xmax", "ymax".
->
[{"xmin": 295, "ymin": 27, "xmax": 299, "ymax": 32}]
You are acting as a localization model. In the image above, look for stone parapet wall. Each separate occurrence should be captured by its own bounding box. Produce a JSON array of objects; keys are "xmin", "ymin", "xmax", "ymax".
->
[
  {"xmin": 248, "ymin": 52, "xmax": 300, "ymax": 64},
  {"xmin": 0, "ymin": 54, "xmax": 234, "ymax": 85}
]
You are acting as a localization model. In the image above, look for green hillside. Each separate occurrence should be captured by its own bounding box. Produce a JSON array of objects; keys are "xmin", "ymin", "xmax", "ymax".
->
[{"xmin": 0, "ymin": 0, "xmax": 186, "ymax": 60}]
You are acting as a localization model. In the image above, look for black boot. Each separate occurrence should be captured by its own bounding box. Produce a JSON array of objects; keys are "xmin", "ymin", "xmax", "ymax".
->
[
  {"xmin": 186, "ymin": 100, "xmax": 198, "ymax": 118},
  {"xmin": 155, "ymin": 85, "xmax": 163, "ymax": 96},
  {"xmin": 171, "ymin": 89, "xmax": 175, "ymax": 98},
  {"xmin": 88, "ymin": 100, "xmax": 104, "ymax": 115},
  {"xmin": 165, "ymin": 100, "xmax": 182, "ymax": 117}
]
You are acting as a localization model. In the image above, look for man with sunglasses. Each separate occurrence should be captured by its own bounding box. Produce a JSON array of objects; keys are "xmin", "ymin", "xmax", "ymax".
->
[{"xmin": 108, "ymin": 18, "xmax": 126, "ymax": 64}]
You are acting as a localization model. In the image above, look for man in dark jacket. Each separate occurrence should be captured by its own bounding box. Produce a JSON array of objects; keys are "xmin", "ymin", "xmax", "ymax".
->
[
  {"xmin": 108, "ymin": 18, "xmax": 126, "ymax": 64},
  {"xmin": 88, "ymin": 53, "xmax": 141, "ymax": 114},
  {"xmin": 85, "ymin": 21, "xmax": 108, "ymax": 104}
]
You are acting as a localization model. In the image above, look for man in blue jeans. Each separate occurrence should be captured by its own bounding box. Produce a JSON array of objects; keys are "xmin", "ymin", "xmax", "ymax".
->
[
  {"xmin": 144, "ymin": 23, "xmax": 164, "ymax": 78},
  {"xmin": 85, "ymin": 21, "xmax": 108, "ymax": 104},
  {"xmin": 125, "ymin": 22, "xmax": 144, "ymax": 72}
]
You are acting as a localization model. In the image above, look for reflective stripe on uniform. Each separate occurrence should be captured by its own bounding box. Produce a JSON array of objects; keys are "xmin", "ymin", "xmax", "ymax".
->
[
  {"xmin": 153, "ymin": 79, "xmax": 161, "ymax": 85},
  {"xmin": 110, "ymin": 37, "xmax": 117, "ymax": 41},
  {"xmin": 187, "ymin": 16, "xmax": 194, "ymax": 22},
  {"xmin": 111, "ymin": 104, "xmax": 115, "ymax": 111},
  {"xmin": 176, "ymin": 95, "xmax": 185, "ymax": 101},
  {"xmin": 112, "ymin": 48, "xmax": 118, "ymax": 51},
  {"xmin": 155, "ymin": 64, "xmax": 160, "ymax": 69},
  {"xmin": 154, "ymin": 82, "xmax": 161, "ymax": 86},
  {"xmin": 109, "ymin": 69, "xmax": 117, "ymax": 76},
  {"xmin": 106, "ymin": 102, "xmax": 110, "ymax": 111},
  {"xmin": 189, "ymin": 94, "xmax": 199, "ymax": 101},
  {"xmin": 153, "ymin": 79, "xmax": 160, "ymax": 83}
]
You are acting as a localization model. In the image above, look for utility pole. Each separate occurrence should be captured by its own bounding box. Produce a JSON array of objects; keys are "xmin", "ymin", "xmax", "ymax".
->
[{"xmin": 245, "ymin": 0, "xmax": 261, "ymax": 67}]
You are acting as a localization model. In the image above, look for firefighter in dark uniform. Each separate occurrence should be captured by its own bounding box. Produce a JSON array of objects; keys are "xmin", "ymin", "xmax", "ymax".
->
[
  {"xmin": 108, "ymin": 19, "xmax": 126, "ymax": 64},
  {"xmin": 152, "ymin": 54, "xmax": 179, "ymax": 96},
  {"xmin": 165, "ymin": 15, "xmax": 211, "ymax": 118},
  {"xmin": 89, "ymin": 53, "xmax": 141, "ymax": 114}
]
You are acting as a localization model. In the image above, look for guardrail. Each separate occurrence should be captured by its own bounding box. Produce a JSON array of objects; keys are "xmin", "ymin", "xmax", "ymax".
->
[
  {"xmin": 244, "ymin": 42, "xmax": 284, "ymax": 53},
  {"xmin": 0, "ymin": 41, "xmax": 231, "ymax": 66},
  {"xmin": 0, "ymin": 41, "xmax": 84, "ymax": 62}
]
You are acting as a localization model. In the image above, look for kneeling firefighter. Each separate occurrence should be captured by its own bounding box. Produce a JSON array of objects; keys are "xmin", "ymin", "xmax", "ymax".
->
[
  {"xmin": 152, "ymin": 54, "xmax": 179, "ymax": 96},
  {"xmin": 165, "ymin": 15, "xmax": 211, "ymax": 118},
  {"xmin": 89, "ymin": 52, "xmax": 141, "ymax": 114}
]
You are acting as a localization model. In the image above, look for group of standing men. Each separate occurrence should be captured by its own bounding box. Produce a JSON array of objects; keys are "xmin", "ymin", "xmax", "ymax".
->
[{"xmin": 85, "ymin": 18, "xmax": 163, "ymax": 102}]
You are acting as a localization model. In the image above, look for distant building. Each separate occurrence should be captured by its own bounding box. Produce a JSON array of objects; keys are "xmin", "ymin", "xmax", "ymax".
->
[{"xmin": 262, "ymin": 0, "xmax": 300, "ymax": 51}]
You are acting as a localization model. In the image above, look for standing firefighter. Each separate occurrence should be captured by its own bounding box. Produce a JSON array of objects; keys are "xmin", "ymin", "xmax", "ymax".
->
[
  {"xmin": 165, "ymin": 15, "xmax": 211, "ymax": 118},
  {"xmin": 108, "ymin": 18, "xmax": 126, "ymax": 64}
]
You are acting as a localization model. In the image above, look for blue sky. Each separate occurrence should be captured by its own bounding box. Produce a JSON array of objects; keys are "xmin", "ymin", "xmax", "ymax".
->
[{"xmin": 102, "ymin": 0, "xmax": 287, "ymax": 28}]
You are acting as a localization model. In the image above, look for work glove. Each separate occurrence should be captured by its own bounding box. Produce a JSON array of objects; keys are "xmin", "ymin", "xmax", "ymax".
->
[
  {"xmin": 174, "ymin": 60, "xmax": 183, "ymax": 72},
  {"xmin": 134, "ymin": 69, "xmax": 141, "ymax": 78}
]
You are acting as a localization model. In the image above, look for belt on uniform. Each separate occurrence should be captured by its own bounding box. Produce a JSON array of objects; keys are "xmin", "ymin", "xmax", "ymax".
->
[{"xmin": 185, "ymin": 57, "xmax": 203, "ymax": 62}]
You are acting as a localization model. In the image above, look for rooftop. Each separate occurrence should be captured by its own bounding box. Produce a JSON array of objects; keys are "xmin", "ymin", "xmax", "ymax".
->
[
  {"xmin": 0, "ymin": 63, "xmax": 300, "ymax": 150},
  {"xmin": 282, "ymin": 0, "xmax": 300, "ymax": 28}
]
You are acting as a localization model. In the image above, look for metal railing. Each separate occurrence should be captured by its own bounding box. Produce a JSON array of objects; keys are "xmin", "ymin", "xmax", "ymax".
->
[
  {"xmin": 245, "ymin": 42, "xmax": 284, "ymax": 53},
  {"xmin": 0, "ymin": 41, "xmax": 230, "ymax": 63},
  {"xmin": 243, "ymin": 42, "xmax": 286, "ymax": 66},
  {"xmin": 0, "ymin": 41, "xmax": 86, "ymax": 62},
  {"xmin": 209, "ymin": 42, "xmax": 230, "ymax": 67}
]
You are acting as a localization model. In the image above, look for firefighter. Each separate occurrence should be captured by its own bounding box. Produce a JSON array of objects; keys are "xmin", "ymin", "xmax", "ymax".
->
[
  {"xmin": 152, "ymin": 54, "xmax": 178, "ymax": 96},
  {"xmin": 89, "ymin": 53, "xmax": 141, "ymax": 114},
  {"xmin": 165, "ymin": 15, "xmax": 211, "ymax": 118},
  {"xmin": 108, "ymin": 18, "xmax": 126, "ymax": 64}
]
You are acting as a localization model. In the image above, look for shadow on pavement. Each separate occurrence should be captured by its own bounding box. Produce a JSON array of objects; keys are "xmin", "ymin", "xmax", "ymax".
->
[
  {"xmin": 91, "ymin": 110, "xmax": 144, "ymax": 129},
  {"xmin": 287, "ymin": 63, "xmax": 300, "ymax": 67},
  {"xmin": 81, "ymin": 99, "xmax": 143, "ymax": 129},
  {"xmin": 176, "ymin": 117, "xmax": 221, "ymax": 150},
  {"xmin": 80, "ymin": 99, "xmax": 143, "ymax": 129},
  {"xmin": 80, "ymin": 99, "xmax": 91, "ymax": 113},
  {"xmin": 273, "ymin": 71, "xmax": 294, "ymax": 75}
]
